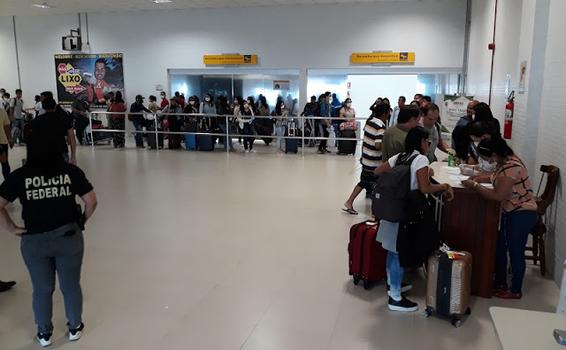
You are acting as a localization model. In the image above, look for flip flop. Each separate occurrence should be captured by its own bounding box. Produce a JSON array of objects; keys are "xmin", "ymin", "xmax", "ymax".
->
[{"xmin": 342, "ymin": 208, "xmax": 359, "ymax": 215}]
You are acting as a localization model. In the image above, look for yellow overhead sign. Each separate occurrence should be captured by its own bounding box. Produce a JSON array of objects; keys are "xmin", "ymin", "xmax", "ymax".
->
[
  {"xmin": 351, "ymin": 52, "xmax": 416, "ymax": 65},
  {"xmin": 203, "ymin": 54, "xmax": 258, "ymax": 66}
]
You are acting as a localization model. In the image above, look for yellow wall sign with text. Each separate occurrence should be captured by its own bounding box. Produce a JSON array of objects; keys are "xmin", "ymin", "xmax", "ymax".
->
[
  {"xmin": 203, "ymin": 54, "xmax": 258, "ymax": 66},
  {"xmin": 351, "ymin": 52, "xmax": 416, "ymax": 65}
]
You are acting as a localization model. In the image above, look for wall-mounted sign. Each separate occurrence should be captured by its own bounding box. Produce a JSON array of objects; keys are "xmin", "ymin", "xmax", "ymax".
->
[
  {"xmin": 203, "ymin": 54, "xmax": 258, "ymax": 66},
  {"xmin": 442, "ymin": 95, "xmax": 474, "ymax": 131},
  {"xmin": 351, "ymin": 52, "xmax": 415, "ymax": 65},
  {"xmin": 54, "ymin": 53, "xmax": 124, "ymax": 106},
  {"xmin": 273, "ymin": 80, "xmax": 290, "ymax": 90}
]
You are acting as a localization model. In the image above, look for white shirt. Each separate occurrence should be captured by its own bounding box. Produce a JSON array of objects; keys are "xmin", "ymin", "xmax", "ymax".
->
[
  {"xmin": 390, "ymin": 106, "xmax": 401, "ymax": 126},
  {"xmin": 387, "ymin": 150, "xmax": 429, "ymax": 190}
]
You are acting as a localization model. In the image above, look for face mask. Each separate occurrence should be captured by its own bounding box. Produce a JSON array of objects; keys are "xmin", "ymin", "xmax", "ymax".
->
[
  {"xmin": 479, "ymin": 157, "xmax": 497, "ymax": 172},
  {"xmin": 205, "ymin": 98, "xmax": 210, "ymax": 102},
  {"xmin": 189, "ymin": 101, "xmax": 195, "ymax": 105}
]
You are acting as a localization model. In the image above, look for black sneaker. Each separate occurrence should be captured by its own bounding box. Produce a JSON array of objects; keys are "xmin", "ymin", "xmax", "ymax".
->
[
  {"xmin": 388, "ymin": 297, "xmax": 418, "ymax": 312},
  {"xmin": 0, "ymin": 280, "xmax": 16, "ymax": 293},
  {"xmin": 68, "ymin": 323, "xmax": 84, "ymax": 341},
  {"xmin": 37, "ymin": 332, "xmax": 53, "ymax": 347}
]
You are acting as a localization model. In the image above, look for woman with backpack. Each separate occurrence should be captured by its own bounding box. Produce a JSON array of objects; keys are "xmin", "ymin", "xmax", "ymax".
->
[{"xmin": 374, "ymin": 126, "xmax": 454, "ymax": 312}]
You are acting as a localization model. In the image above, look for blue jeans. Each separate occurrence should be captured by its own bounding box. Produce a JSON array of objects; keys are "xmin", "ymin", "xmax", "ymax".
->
[
  {"xmin": 386, "ymin": 251, "xmax": 404, "ymax": 300},
  {"xmin": 495, "ymin": 210, "xmax": 537, "ymax": 294},
  {"xmin": 21, "ymin": 223, "xmax": 84, "ymax": 334},
  {"xmin": 219, "ymin": 123, "xmax": 233, "ymax": 150},
  {"xmin": 133, "ymin": 119, "xmax": 144, "ymax": 147}
]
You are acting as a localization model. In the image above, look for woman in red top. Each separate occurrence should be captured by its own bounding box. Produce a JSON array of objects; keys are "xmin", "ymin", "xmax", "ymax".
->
[
  {"xmin": 462, "ymin": 136, "xmax": 537, "ymax": 299},
  {"xmin": 108, "ymin": 91, "xmax": 126, "ymax": 148},
  {"xmin": 159, "ymin": 91, "xmax": 169, "ymax": 110}
]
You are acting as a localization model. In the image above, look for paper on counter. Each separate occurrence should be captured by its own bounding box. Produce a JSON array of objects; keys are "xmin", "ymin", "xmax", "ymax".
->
[
  {"xmin": 449, "ymin": 175, "xmax": 469, "ymax": 181},
  {"xmin": 444, "ymin": 167, "xmax": 461, "ymax": 175}
]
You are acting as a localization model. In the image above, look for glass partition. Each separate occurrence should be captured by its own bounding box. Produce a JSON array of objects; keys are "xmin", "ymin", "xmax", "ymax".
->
[{"xmin": 169, "ymin": 70, "xmax": 300, "ymax": 113}]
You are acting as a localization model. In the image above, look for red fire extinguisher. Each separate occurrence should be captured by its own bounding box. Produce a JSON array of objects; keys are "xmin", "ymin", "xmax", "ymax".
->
[{"xmin": 504, "ymin": 91, "xmax": 514, "ymax": 139}]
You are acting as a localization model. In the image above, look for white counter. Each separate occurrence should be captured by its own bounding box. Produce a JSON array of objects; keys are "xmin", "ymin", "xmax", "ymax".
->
[{"xmin": 490, "ymin": 307, "xmax": 566, "ymax": 350}]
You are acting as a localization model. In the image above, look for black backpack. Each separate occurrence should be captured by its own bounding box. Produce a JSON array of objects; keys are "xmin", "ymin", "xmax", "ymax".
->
[{"xmin": 372, "ymin": 153, "xmax": 419, "ymax": 222}]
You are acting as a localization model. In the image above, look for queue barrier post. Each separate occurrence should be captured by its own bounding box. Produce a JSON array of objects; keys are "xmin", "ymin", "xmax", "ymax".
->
[
  {"xmin": 154, "ymin": 113, "xmax": 159, "ymax": 151},
  {"xmin": 88, "ymin": 112, "xmax": 94, "ymax": 150},
  {"xmin": 225, "ymin": 115, "xmax": 230, "ymax": 154}
]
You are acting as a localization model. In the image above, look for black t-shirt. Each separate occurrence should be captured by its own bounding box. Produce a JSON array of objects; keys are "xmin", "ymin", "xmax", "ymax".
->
[
  {"xmin": 28, "ymin": 110, "xmax": 73, "ymax": 155},
  {"xmin": 0, "ymin": 163, "xmax": 93, "ymax": 234}
]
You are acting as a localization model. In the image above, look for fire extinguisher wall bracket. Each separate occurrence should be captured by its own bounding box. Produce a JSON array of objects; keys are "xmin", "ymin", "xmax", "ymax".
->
[{"xmin": 503, "ymin": 90, "xmax": 515, "ymax": 139}]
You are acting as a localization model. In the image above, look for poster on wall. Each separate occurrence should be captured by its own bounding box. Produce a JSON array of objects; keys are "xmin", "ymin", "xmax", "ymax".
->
[
  {"xmin": 54, "ymin": 53, "xmax": 124, "ymax": 106},
  {"xmin": 442, "ymin": 95, "xmax": 474, "ymax": 131}
]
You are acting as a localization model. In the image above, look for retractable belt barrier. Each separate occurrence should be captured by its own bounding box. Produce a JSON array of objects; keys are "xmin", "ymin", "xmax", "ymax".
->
[{"xmin": 87, "ymin": 111, "xmax": 367, "ymax": 155}]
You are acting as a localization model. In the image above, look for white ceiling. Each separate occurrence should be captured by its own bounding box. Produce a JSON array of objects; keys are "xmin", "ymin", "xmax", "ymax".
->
[{"xmin": 0, "ymin": 0, "xmax": 419, "ymax": 16}]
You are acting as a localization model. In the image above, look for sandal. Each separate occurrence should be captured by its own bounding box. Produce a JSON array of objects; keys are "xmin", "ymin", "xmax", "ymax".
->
[
  {"xmin": 494, "ymin": 290, "xmax": 522, "ymax": 299},
  {"xmin": 342, "ymin": 208, "xmax": 359, "ymax": 215}
]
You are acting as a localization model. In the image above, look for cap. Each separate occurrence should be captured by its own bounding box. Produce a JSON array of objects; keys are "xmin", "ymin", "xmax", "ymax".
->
[{"xmin": 136, "ymin": 94, "xmax": 144, "ymax": 100}]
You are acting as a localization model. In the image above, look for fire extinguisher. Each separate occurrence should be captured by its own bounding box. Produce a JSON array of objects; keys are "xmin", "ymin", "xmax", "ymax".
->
[{"xmin": 504, "ymin": 90, "xmax": 514, "ymax": 139}]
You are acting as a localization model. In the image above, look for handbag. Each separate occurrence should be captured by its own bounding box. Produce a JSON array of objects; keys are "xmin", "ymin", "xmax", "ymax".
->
[{"xmin": 340, "ymin": 121, "xmax": 358, "ymax": 131}]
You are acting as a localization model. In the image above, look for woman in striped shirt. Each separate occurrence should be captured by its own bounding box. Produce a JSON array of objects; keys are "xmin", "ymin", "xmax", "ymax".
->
[{"xmin": 462, "ymin": 136, "xmax": 537, "ymax": 299}]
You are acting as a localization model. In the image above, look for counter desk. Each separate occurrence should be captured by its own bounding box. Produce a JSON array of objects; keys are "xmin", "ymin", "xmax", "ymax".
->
[{"xmin": 429, "ymin": 161, "xmax": 500, "ymax": 298}]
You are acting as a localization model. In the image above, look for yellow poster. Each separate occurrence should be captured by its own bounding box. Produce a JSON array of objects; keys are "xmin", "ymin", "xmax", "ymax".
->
[
  {"xmin": 203, "ymin": 54, "xmax": 258, "ymax": 66},
  {"xmin": 351, "ymin": 52, "xmax": 415, "ymax": 65}
]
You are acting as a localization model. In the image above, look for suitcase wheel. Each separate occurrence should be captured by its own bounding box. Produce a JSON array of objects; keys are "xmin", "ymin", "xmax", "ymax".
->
[
  {"xmin": 424, "ymin": 307, "xmax": 433, "ymax": 318},
  {"xmin": 363, "ymin": 279, "xmax": 371, "ymax": 290},
  {"xmin": 353, "ymin": 275, "xmax": 361, "ymax": 285},
  {"xmin": 465, "ymin": 307, "xmax": 471, "ymax": 315},
  {"xmin": 451, "ymin": 317, "xmax": 462, "ymax": 328}
]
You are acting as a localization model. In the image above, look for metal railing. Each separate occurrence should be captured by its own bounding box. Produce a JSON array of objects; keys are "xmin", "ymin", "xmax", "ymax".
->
[{"xmin": 86, "ymin": 110, "xmax": 369, "ymax": 156}]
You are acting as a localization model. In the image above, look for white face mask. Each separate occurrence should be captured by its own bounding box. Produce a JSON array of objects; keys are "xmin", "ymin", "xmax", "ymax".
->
[
  {"xmin": 205, "ymin": 98, "xmax": 210, "ymax": 102},
  {"xmin": 479, "ymin": 157, "xmax": 497, "ymax": 172}
]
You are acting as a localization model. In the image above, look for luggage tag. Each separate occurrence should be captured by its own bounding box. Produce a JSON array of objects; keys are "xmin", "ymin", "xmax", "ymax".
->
[{"xmin": 446, "ymin": 251, "xmax": 467, "ymax": 260}]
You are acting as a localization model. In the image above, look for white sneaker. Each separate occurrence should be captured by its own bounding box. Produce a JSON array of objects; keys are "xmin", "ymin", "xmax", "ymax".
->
[
  {"xmin": 37, "ymin": 333, "xmax": 53, "ymax": 347},
  {"xmin": 68, "ymin": 323, "xmax": 84, "ymax": 341}
]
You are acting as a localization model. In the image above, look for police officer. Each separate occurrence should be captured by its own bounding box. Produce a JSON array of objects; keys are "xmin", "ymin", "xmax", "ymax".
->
[{"xmin": 0, "ymin": 110, "xmax": 98, "ymax": 347}]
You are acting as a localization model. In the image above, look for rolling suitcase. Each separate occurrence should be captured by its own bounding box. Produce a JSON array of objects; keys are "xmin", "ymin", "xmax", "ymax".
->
[
  {"xmin": 185, "ymin": 134, "xmax": 197, "ymax": 150},
  {"xmin": 285, "ymin": 119, "xmax": 298, "ymax": 154},
  {"xmin": 348, "ymin": 221, "xmax": 387, "ymax": 290},
  {"xmin": 197, "ymin": 134, "xmax": 215, "ymax": 151},
  {"xmin": 146, "ymin": 129, "xmax": 164, "ymax": 150},
  {"xmin": 425, "ymin": 251, "xmax": 472, "ymax": 327},
  {"xmin": 338, "ymin": 129, "xmax": 357, "ymax": 155}
]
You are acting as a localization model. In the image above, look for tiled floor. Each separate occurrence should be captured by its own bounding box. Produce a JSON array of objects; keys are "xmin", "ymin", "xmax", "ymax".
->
[{"xmin": 0, "ymin": 142, "xmax": 560, "ymax": 350}]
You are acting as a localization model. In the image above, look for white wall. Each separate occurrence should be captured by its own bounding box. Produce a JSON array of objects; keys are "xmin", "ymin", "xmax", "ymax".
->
[
  {"xmin": 534, "ymin": 0, "xmax": 566, "ymax": 283},
  {"xmin": 466, "ymin": 0, "xmax": 523, "ymax": 124},
  {"xmin": 0, "ymin": 17, "xmax": 19, "ymax": 94},
  {"xmin": 467, "ymin": 0, "xmax": 566, "ymax": 284},
  {"xmin": 0, "ymin": 1, "xmax": 466, "ymax": 107}
]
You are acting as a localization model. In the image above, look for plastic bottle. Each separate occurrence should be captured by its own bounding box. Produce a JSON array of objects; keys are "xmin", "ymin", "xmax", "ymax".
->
[{"xmin": 448, "ymin": 153, "xmax": 455, "ymax": 167}]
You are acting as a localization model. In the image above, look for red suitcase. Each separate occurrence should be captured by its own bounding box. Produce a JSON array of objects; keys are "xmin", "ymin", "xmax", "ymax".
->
[{"xmin": 348, "ymin": 220, "xmax": 387, "ymax": 289}]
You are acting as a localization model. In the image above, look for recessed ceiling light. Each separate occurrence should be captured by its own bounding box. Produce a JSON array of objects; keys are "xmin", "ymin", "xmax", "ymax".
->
[
  {"xmin": 153, "ymin": 0, "xmax": 173, "ymax": 4},
  {"xmin": 33, "ymin": 2, "xmax": 54, "ymax": 9}
]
